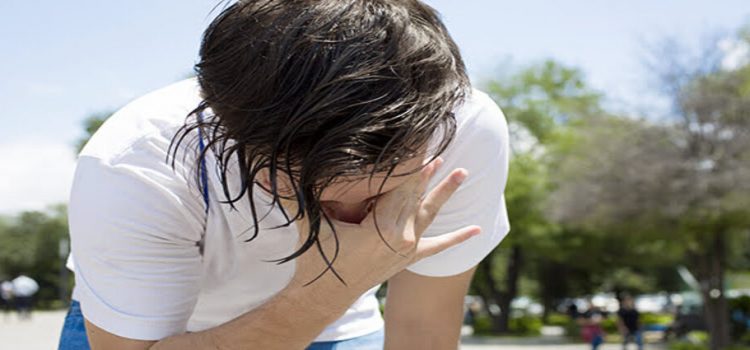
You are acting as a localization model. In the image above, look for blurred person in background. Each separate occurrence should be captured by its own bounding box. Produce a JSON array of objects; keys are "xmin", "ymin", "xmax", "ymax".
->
[
  {"xmin": 11, "ymin": 274, "xmax": 39, "ymax": 320},
  {"xmin": 1, "ymin": 279, "xmax": 14, "ymax": 320},
  {"xmin": 578, "ymin": 299, "xmax": 606, "ymax": 350},
  {"xmin": 617, "ymin": 295, "xmax": 643, "ymax": 350}
]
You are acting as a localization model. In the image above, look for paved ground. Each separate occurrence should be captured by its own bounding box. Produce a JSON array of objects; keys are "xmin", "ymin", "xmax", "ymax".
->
[
  {"xmin": 462, "ymin": 336, "xmax": 666, "ymax": 349},
  {"xmin": 2, "ymin": 310, "xmax": 666, "ymax": 349},
  {"xmin": 2, "ymin": 311, "xmax": 66, "ymax": 349}
]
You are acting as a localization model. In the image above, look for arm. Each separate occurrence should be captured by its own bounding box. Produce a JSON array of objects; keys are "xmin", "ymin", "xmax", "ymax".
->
[
  {"xmin": 85, "ymin": 279, "xmax": 360, "ymax": 350},
  {"xmin": 616, "ymin": 315, "xmax": 627, "ymax": 335},
  {"xmin": 384, "ymin": 267, "xmax": 476, "ymax": 350}
]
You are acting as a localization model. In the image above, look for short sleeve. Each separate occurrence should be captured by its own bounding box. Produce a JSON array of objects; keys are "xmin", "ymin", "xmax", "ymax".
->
[
  {"xmin": 407, "ymin": 90, "xmax": 510, "ymax": 277},
  {"xmin": 69, "ymin": 140, "xmax": 206, "ymax": 340}
]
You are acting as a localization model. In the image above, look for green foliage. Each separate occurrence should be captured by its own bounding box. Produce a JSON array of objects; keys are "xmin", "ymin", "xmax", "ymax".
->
[
  {"xmin": 545, "ymin": 312, "xmax": 571, "ymax": 326},
  {"xmin": 472, "ymin": 315, "xmax": 494, "ymax": 336},
  {"xmin": 641, "ymin": 312, "xmax": 675, "ymax": 327},
  {"xmin": 556, "ymin": 316, "xmax": 580, "ymax": 338},
  {"xmin": 509, "ymin": 315, "xmax": 543, "ymax": 335},
  {"xmin": 486, "ymin": 59, "xmax": 602, "ymax": 144},
  {"xmin": 471, "ymin": 60, "xmax": 612, "ymax": 335},
  {"xmin": 669, "ymin": 343, "xmax": 710, "ymax": 350},
  {"xmin": 504, "ymin": 153, "xmax": 553, "ymax": 247},
  {"xmin": 541, "ymin": 312, "xmax": 672, "ymax": 339},
  {"xmin": 669, "ymin": 341, "xmax": 750, "ymax": 350},
  {"xmin": 75, "ymin": 111, "xmax": 113, "ymax": 153},
  {"xmin": 472, "ymin": 315, "xmax": 543, "ymax": 336},
  {"xmin": 547, "ymin": 27, "xmax": 750, "ymax": 349},
  {"xmin": 600, "ymin": 316, "xmax": 618, "ymax": 334},
  {"xmin": 729, "ymin": 272, "xmax": 750, "ymax": 290},
  {"xmin": 0, "ymin": 206, "xmax": 72, "ymax": 309}
]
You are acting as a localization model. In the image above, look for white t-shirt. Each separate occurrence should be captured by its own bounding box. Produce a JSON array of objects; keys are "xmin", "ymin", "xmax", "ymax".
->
[{"xmin": 67, "ymin": 78, "xmax": 510, "ymax": 342}]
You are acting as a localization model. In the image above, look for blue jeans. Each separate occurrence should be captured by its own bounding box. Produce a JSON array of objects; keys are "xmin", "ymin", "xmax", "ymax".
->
[
  {"xmin": 59, "ymin": 300, "xmax": 384, "ymax": 350},
  {"xmin": 591, "ymin": 333, "xmax": 604, "ymax": 350},
  {"xmin": 623, "ymin": 330, "xmax": 643, "ymax": 350}
]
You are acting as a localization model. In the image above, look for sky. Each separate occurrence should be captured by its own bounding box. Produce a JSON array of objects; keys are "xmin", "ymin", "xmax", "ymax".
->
[{"xmin": 0, "ymin": 1, "xmax": 748, "ymax": 214}]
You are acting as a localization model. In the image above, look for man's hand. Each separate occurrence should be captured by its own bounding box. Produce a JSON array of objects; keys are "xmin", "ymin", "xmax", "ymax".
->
[{"xmin": 281, "ymin": 157, "xmax": 482, "ymax": 296}]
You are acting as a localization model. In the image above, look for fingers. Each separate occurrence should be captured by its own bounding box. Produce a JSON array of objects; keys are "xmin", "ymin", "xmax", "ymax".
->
[
  {"xmin": 363, "ymin": 157, "xmax": 441, "ymax": 229},
  {"xmin": 395, "ymin": 157, "xmax": 443, "ymax": 226},
  {"xmin": 415, "ymin": 168, "xmax": 468, "ymax": 234},
  {"xmin": 415, "ymin": 225, "xmax": 481, "ymax": 259},
  {"xmin": 416, "ymin": 157, "xmax": 443, "ymax": 198}
]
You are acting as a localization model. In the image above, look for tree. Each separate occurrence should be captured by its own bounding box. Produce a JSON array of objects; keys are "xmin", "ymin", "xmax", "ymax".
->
[
  {"xmin": 471, "ymin": 60, "xmax": 605, "ymax": 332},
  {"xmin": 548, "ymin": 30, "xmax": 750, "ymax": 349},
  {"xmin": 0, "ymin": 112, "xmax": 115, "ymax": 307},
  {"xmin": 75, "ymin": 111, "xmax": 112, "ymax": 153},
  {"xmin": 0, "ymin": 206, "xmax": 72, "ymax": 308}
]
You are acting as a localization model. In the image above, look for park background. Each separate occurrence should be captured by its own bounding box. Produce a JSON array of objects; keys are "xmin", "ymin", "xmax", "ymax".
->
[{"xmin": 1, "ymin": 1, "xmax": 750, "ymax": 349}]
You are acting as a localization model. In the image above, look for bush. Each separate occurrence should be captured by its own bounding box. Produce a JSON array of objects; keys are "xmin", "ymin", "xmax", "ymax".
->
[
  {"xmin": 509, "ymin": 315, "xmax": 542, "ymax": 335},
  {"xmin": 471, "ymin": 315, "xmax": 542, "ymax": 336},
  {"xmin": 669, "ymin": 344, "xmax": 750, "ymax": 350},
  {"xmin": 687, "ymin": 331, "xmax": 710, "ymax": 344},
  {"xmin": 472, "ymin": 315, "xmax": 494, "ymax": 336},
  {"xmin": 545, "ymin": 312, "xmax": 571, "ymax": 326},
  {"xmin": 600, "ymin": 316, "xmax": 618, "ymax": 334},
  {"xmin": 641, "ymin": 312, "xmax": 674, "ymax": 327},
  {"xmin": 668, "ymin": 343, "xmax": 707, "ymax": 350},
  {"xmin": 665, "ymin": 331, "xmax": 750, "ymax": 350}
]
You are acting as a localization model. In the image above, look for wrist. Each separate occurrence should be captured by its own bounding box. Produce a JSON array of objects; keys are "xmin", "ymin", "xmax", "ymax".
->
[
  {"xmin": 196, "ymin": 278, "xmax": 361, "ymax": 350},
  {"xmin": 280, "ymin": 274, "xmax": 361, "ymax": 319}
]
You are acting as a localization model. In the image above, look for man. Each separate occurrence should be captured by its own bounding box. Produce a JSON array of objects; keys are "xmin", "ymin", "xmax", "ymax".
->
[
  {"xmin": 617, "ymin": 296, "xmax": 643, "ymax": 350},
  {"xmin": 11, "ymin": 274, "xmax": 39, "ymax": 320},
  {"xmin": 1, "ymin": 280, "xmax": 14, "ymax": 319},
  {"xmin": 58, "ymin": 1, "xmax": 510, "ymax": 349}
]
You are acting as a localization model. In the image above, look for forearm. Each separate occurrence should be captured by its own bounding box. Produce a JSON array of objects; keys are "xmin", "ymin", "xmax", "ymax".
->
[
  {"xmin": 383, "ymin": 268, "xmax": 474, "ymax": 350},
  {"xmin": 384, "ymin": 319, "xmax": 462, "ymax": 350},
  {"xmin": 152, "ymin": 282, "xmax": 358, "ymax": 350}
]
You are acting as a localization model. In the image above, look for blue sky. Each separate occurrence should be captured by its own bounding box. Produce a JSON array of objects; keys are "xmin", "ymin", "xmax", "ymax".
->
[{"xmin": 0, "ymin": 0, "xmax": 748, "ymax": 213}]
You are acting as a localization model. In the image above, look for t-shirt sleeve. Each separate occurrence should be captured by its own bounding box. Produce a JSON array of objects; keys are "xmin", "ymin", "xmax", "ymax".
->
[
  {"xmin": 69, "ymin": 142, "xmax": 207, "ymax": 340},
  {"xmin": 407, "ymin": 91, "xmax": 510, "ymax": 277}
]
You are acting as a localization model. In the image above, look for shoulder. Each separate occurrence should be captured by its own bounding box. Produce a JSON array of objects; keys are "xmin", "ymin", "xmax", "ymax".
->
[
  {"xmin": 436, "ymin": 88, "xmax": 509, "ymax": 170},
  {"xmin": 455, "ymin": 88, "xmax": 507, "ymax": 133},
  {"xmin": 79, "ymin": 78, "xmax": 203, "ymax": 163},
  {"xmin": 69, "ymin": 79, "xmax": 207, "ymax": 241},
  {"xmin": 449, "ymin": 88, "xmax": 509, "ymax": 154},
  {"xmin": 426, "ymin": 87, "xmax": 510, "ymax": 193}
]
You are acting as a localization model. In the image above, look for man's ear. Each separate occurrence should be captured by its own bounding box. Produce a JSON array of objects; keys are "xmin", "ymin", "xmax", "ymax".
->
[
  {"xmin": 258, "ymin": 168, "xmax": 295, "ymax": 196},
  {"xmin": 258, "ymin": 168, "xmax": 272, "ymax": 188}
]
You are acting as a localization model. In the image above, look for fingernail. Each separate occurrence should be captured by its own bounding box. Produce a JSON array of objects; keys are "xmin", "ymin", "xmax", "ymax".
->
[
  {"xmin": 454, "ymin": 169, "xmax": 468, "ymax": 183},
  {"xmin": 468, "ymin": 226, "xmax": 482, "ymax": 237}
]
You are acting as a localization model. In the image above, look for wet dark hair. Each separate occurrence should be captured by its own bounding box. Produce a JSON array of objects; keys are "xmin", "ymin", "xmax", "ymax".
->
[{"xmin": 171, "ymin": 0, "xmax": 469, "ymax": 284}]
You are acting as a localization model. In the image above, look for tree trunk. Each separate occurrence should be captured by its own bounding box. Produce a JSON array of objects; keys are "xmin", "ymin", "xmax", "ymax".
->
[
  {"xmin": 475, "ymin": 256, "xmax": 506, "ymax": 332},
  {"xmin": 541, "ymin": 293, "xmax": 552, "ymax": 324},
  {"xmin": 693, "ymin": 231, "xmax": 731, "ymax": 350},
  {"xmin": 473, "ymin": 245, "xmax": 523, "ymax": 334},
  {"xmin": 539, "ymin": 261, "xmax": 566, "ymax": 324},
  {"xmin": 496, "ymin": 245, "xmax": 523, "ymax": 333}
]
